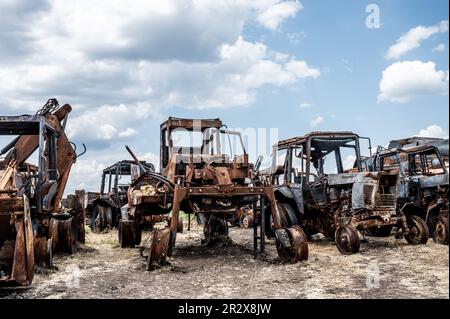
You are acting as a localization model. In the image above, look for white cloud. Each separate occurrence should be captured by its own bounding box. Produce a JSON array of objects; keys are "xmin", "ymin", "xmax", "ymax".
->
[
  {"xmin": 0, "ymin": 0, "xmax": 315, "ymax": 193},
  {"xmin": 0, "ymin": 1, "xmax": 317, "ymax": 113},
  {"xmin": 285, "ymin": 60, "xmax": 320, "ymax": 78},
  {"xmin": 310, "ymin": 115, "xmax": 324, "ymax": 127},
  {"xmin": 257, "ymin": 1, "xmax": 302, "ymax": 30},
  {"xmin": 65, "ymin": 102, "xmax": 160, "ymax": 147},
  {"xmin": 416, "ymin": 125, "xmax": 449, "ymax": 139},
  {"xmin": 432, "ymin": 43, "xmax": 446, "ymax": 52},
  {"xmin": 385, "ymin": 20, "xmax": 449, "ymax": 59},
  {"xmin": 378, "ymin": 60, "xmax": 449, "ymax": 103},
  {"xmin": 118, "ymin": 128, "xmax": 138, "ymax": 138},
  {"xmin": 299, "ymin": 102, "xmax": 313, "ymax": 108}
]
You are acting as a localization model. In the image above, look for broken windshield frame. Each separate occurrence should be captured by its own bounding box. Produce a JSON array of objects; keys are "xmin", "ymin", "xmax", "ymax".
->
[
  {"xmin": 270, "ymin": 134, "xmax": 364, "ymax": 186},
  {"xmin": 168, "ymin": 127, "xmax": 246, "ymax": 157}
]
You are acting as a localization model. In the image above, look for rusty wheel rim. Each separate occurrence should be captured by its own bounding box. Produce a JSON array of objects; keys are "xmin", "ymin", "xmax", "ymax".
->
[
  {"xmin": 147, "ymin": 229, "xmax": 170, "ymax": 271},
  {"xmin": 33, "ymin": 236, "xmax": 47, "ymax": 266},
  {"xmin": 276, "ymin": 225, "xmax": 309, "ymax": 263},
  {"xmin": 335, "ymin": 225, "xmax": 360, "ymax": 255},
  {"xmin": 405, "ymin": 216, "xmax": 429, "ymax": 245},
  {"xmin": 242, "ymin": 216, "xmax": 250, "ymax": 229}
]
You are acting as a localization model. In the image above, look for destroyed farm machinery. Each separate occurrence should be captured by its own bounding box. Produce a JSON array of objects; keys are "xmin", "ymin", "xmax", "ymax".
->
[
  {"xmin": 118, "ymin": 117, "xmax": 308, "ymax": 270},
  {"xmin": 367, "ymin": 143, "xmax": 448, "ymax": 244},
  {"xmin": 261, "ymin": 131, "xmax": 428, "ymax": 254},
  {"xmin": 0, "ymin": 99, "xmax": 85, "ymax": 286}
]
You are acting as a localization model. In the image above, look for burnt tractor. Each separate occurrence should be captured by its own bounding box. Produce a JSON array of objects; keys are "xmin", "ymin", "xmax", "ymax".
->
[
  {"xmin": 90, "ymin": 160, "xmax": 154, "ymax": 232},
  {"xmin": 0, "ymin": 99, "xmax": 85, "ymax": 286},
  {"xmin": 367, "ymin": 144, "xmax": 448, "ymax": 244},
  {"xmin": 262, "ymin": 131, "xmax": 428, "ymax": 254},
  {"xmin": 119, "ymin": 117, "xmax": 308, "ymax": 270}
]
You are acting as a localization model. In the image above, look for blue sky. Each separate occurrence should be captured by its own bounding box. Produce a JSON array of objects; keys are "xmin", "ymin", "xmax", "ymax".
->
[
  {"xmin": 0, "ymin": 0, "xmax": 448, "ymax": 193},
  {"xmin": 179, "ymin": 0, "xmax": 449, "ymax": 145}
]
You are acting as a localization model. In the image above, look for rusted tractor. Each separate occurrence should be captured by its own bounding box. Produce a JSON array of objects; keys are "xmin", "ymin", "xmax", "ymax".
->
[
  {"xmin": 368, "ymin": 144, "xmax": 448, "ymax": 244},
  {"xmin": 0, "ymin": 99, "xmax": 84, "ymax": 286},
  {"xmin": 89, "ymin": 160, "xmax": 154, "ymax": 232},
  {"xmin": 119, "ymin": 117, "xmax": 308, "ymax": 270},
  {"xmin": 262, "ymin": 131, "xmax": 426, "ymax": 254}
]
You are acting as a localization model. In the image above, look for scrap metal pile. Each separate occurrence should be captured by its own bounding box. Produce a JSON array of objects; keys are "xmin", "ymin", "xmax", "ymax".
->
[{"xmin": 1, "ymin": 100, "xmax": 448, "ymax": 287}]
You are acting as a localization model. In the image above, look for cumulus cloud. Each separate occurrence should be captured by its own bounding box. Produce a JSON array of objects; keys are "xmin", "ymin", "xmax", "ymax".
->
[
  {"xmin": 0, "ymin": 0, "xmax": 50, "ymax": 62},
  {"xmin": 257, "ymin": 1, "xmax": 302, "ymax": 30},
  {"xmin": 118, "ymin": 128, "xmax": 138, "ymax": 138},
  {"xmin": 310, "ymin": 115, "xmax": 324, "ymax": 127},
  {"xmin": 378, "ymin": 60, "xmax": 449, "ymax": 103},
  {"xmin": 0, "ymin": 0, "xmax": 315, "ymax": 193},
  {"xmin": 416, "ymin": 125, "xmax": 449, "ymax": 139},
  {"xmin": 0, "ymin": 1, "xmax": 316, "ymax": 111},
  {"xmin": 432, "ymin": 43, "xmax": 446, "ymax": 52},
  {"xmin": 385, "ymin": 20, "xmax": 448, "ymax": 59}
]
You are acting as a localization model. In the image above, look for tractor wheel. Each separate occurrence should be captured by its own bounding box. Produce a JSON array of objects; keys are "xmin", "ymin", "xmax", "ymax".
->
[
  {"xmin": 204, "ymin": 215, "xmax": 228, "ymax": 243},
  {"xmin": 46, "ymin": 238, "xmax": 53, "ymax": 268},
  {"xmin": 33, "ymin": 236, "xmax": 53, "ymax": 268},
  {"xmin": 146, "ymin": 229, "xmax": 170, "ymax": 271},
  {"xmin": 91, "ymin": 205, "xmax": 102, "ymax": 232},
  {"xmin": 241, "ymin": 215, "xmax": 253, "ymax": 229},
  {"xmin": 405, "ymin": 216, "xmax": 429, "ymax": 245},
  {"xmin": 276, "ymin": 225, "xmax": 309, "ymax": 263},
  {"xmin": 119, "ymin": 219, "xmax": 137, "ymax": 248},
  {"xmin": 335, "ymin": 225, "xmax": 360, "ymax": 255},
  {"xmin": 59, "ymin": 217, "xmax": 78, "ymax": 254},
  {"xmin": 264, "ymin": 202, "xmax": 289, "ymax": 238},
  {"xmin": 281, "ymin": 203, "xmax": 299, "ymax": 226},
  {"xmin": 433, "ymin": 217, "xmax": 448, "ymax": 245},
  {"xmin": 105, "ymin": 207, "xmax": 113, "ymax": 229}
]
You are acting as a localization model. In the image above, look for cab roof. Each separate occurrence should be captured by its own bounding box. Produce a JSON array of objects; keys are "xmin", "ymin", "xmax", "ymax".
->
[
  {"xmin": 278, "ymin": 131, "xmax": 360, "ymax": 149},
  {"xmin": 160, "ymin": 117, "xmax": 222, "ymax": 131}
]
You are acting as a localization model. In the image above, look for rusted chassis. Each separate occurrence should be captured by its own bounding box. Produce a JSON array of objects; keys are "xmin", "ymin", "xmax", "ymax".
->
[{"xmin": 121, "ymin": 183, "xmax": 308, "ymax": 269}]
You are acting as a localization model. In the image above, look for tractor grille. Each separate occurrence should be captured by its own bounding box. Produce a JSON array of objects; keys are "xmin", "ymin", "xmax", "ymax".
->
[{"xmin": 375, "ymin": 194, "xmax": 396, "ymax": 207}]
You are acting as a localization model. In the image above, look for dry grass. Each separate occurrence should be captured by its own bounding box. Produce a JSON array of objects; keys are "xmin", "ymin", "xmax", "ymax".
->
[{"xmin": 2, "ymin": 222, "xmax": 448, "ymax": 299}]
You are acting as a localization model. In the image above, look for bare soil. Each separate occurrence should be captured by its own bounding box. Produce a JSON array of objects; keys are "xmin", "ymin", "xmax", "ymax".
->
[{"xmin": 1, "ymin": 222, "xmax": 448, "ymax": 299}]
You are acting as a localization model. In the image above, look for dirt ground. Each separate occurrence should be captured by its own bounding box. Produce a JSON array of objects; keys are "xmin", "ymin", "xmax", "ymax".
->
[{"xmin": 1, "ymin": 222, "xmax": 449, "ymax": 299}]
